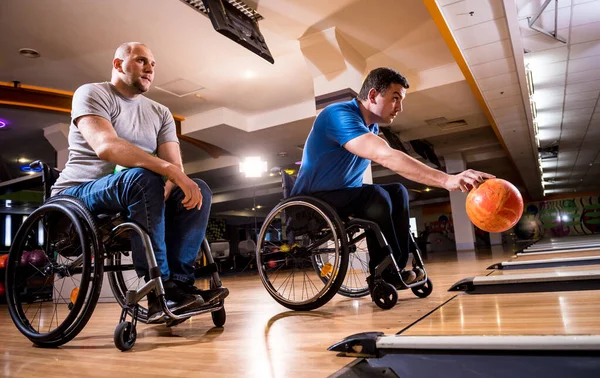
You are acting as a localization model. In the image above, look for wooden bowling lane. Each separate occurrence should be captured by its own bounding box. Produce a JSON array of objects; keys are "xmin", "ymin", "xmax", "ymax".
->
[
  {"xmin": 489, "ymin": 264, "xmax": 600, "ymax": 276},
  {"xmin": 514, "ymin": 249, "xmax": 600, "ymax": 262},
  {"xmin": 400, "ymin": 290, "xmax": 600, "ymax": 336}
]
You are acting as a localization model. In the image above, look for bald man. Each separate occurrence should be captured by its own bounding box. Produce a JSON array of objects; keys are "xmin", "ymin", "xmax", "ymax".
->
[{"xmin": 52, "ymin": 42, "xmax": 226, "ymax": 325}]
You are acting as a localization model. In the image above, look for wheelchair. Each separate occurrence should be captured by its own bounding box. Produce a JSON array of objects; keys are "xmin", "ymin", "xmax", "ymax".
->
[
  {"xmin": 255, "ymin": 170, "xmax": 432, "ymax": 311},
  {"xmin": 4, "ymin": 161, "xmax": 227, "ymax": 351}
]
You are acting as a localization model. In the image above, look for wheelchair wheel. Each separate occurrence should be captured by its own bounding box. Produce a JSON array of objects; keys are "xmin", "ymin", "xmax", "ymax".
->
[
  {"xmin": 256, "ymin": 196, "xmax": 349, "ymax": 311},
  {"xmin": 5, "ymin": 198, "xmax": 104, "ymax": 347},
  {"xmin": 411, "ymin": 278, "xmax": 433, "ymax": 298},
  {"xmin": 314, "ymin": 226, "xmax": 370, "ymax": 298},
  {"xmin": 107, "ymin": 252, "xmax": 149, "ymax": 323},
  {"xmin": 114, "ymin": 321, "xmax": 136, "ymax": 351},
  {"xmin": 372, "ymin": 282, "xmax": 398, "ymax": 310}
]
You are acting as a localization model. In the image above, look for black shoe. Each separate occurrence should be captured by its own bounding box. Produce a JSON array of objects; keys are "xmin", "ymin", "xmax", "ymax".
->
[
  {"xmin": 413, "ymin": 267, "xmax": 425, "ymax": 281},
  {"xmin": 174, "ymin": 280, "xmax": 230, "ymax": 304},
  {"xmin": 381, "ymin": 268, "xmax": 417, "ymax": 288},
  {"xmin": 146, "ymin": 280, "xmax": 204, "ymax": 324}
]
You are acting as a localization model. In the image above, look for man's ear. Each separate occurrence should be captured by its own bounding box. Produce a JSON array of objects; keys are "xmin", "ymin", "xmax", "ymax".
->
[
  {"xmin": 368, "ymin": 88, "xmax": 379, "ymax": 104},
  {"xmin": 113, "ymin": 58, "xmax": 124, "ymax": 73}
]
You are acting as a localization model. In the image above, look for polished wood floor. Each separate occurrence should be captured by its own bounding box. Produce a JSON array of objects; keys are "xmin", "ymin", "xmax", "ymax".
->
[
  {"xmin": 1, "ymin": 243, "xmax": 598, "ymax": 377},
  {"xmin": 402, "ymin": 290, "xmax": 600, "ymax": 336}
]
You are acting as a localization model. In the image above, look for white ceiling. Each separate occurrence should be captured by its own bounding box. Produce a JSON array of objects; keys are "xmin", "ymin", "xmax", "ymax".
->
[{"xmin": 1, "ymin": 0, "xmax": 599, "ymax": 217}]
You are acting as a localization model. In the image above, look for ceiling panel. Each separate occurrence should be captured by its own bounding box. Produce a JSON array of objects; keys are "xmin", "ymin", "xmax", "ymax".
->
[
  {"xmin": 454, "ymin": 19, "xmax": 509, "ymax": 49},
  {"xmin": 464, "ymin": 39, "xmax": 513, "ymax": 65}
]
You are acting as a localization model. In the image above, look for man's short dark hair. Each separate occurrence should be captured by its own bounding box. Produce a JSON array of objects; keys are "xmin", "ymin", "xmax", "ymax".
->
[{"xmin": 357, "ymin": 68, "xmax": 409, "ymax": 101}]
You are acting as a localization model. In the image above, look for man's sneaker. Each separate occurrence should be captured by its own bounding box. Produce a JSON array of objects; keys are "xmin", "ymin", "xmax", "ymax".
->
[
  {"xmin": 413, "ymin": 267, "xmax": 425, "ymax": 281},
  {"xmin": 381, "ymin": 268, "xmax": 416, "ymax": 288},
  {"xmin": 400, "ymin": 269, "xmax": 417, "ymax": 285},
  {"xmin": 146, "ymin": 280, "xmax": 203, "ymax": 324},
  {"xmin": 174, "ymin": 280, "xmax": 230, "ymax": 304}
]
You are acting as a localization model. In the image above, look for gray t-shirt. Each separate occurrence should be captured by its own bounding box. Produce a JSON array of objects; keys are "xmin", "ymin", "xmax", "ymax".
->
[{"xmin": 51, "ymin": 82, "xmax": 179, "ymax": 195}]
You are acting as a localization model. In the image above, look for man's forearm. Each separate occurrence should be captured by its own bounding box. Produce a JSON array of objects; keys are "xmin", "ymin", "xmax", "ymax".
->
[
  {"xmin": 379, "ymin": 149, "xmax": 450, "ymax": 189},
  {"xmin": 98, "ymin": 138, "xmax": 177, "ymax": 178}
]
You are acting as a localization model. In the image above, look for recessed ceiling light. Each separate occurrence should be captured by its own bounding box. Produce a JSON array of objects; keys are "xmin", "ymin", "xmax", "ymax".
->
[
  {"xmin": 277, "ymin": 152, "xmax": 287, "ymax": 157},
  {"xmin": 19, "ymin": 48, "xmax": 41, "ymax": 58}
]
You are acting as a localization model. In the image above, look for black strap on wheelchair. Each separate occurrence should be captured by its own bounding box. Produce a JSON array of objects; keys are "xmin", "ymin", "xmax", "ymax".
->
[{"xmin": 194, "ymin": 263, "xmax": 218, "ymax": 278}]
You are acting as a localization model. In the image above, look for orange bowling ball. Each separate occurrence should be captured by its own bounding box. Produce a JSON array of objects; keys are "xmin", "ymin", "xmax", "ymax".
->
[{"xmin": 466, "ymin": 178, "xmax": 524, "ymax": 233}]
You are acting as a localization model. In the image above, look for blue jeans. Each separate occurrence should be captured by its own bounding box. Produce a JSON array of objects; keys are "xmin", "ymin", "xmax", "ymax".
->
[{"xmin": 61, "ymin": 168, "xmax": 212, "ymax": 283}]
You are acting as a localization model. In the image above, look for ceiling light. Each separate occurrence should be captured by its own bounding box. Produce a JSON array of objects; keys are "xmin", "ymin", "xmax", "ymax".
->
[
  {"xmin": 17, "ymin": 158, "xmax": 29, "ymax": 164},
  {"xmin": 19, "ymin": 48, "xmax": 40, "ymax": 58},
  {"xmin": 244, "ymin": 70, "xmax": 256, "ymax": 79},
  {"xmin": 240, "ymin": 157, "xmax": 267, "ymax": 178}
]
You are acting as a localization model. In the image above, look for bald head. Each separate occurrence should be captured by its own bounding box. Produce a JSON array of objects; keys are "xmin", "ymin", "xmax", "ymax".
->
[
  {"xmin": 114, "ymin": 42, "xmax": 148, "ymax": 60},
  {"xmin": 111, "ymin": 42, "xmax": 155, "ymax": 97}
]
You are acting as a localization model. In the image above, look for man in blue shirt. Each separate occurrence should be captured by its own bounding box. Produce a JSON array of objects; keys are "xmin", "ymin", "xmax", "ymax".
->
[{"xmin": 292, "ymin": 67, "xmax": 493, "ymax": 286}]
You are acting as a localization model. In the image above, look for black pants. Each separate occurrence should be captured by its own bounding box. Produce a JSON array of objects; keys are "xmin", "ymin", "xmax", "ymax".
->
[{"xmin": 312, "ymin": 183, "xmax": 410, "ymax": 274}]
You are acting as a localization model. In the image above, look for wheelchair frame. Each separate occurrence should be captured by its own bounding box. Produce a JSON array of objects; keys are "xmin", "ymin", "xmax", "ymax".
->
[
  {"xmin": 255, "ymin": 170, "xmax": 432, "ymax": 310},
  {"xmin": 4, "ymin": 161, "xmax": 227, "ymax": 351}
]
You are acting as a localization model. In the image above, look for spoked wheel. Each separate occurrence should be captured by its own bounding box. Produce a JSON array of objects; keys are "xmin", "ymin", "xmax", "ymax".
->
[
  {"xmin": 314, "ymin": 227, "xmax": 370, "ymax": 298},
  {"xmin": 256, "ymin": 196, "xmax": 349, "ymax": 311},
  {"xmin": 107, "ymin": 251, "xmax": 148, "ymax": 323},
  {"xmin": 5, "ymin": 198, "xmax": 104, "ymax": 347},
  {"xmin": 372, "ymin": 282, "xmax": 398, "ymax": 310},
  {"xmin": 411, "ymin": 278, "xmax": 433, "ymax": 298}
]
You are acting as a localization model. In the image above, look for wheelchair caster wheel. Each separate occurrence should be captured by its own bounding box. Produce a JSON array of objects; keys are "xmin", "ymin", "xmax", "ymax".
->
[
  {"xmin": 372, "ymin": 282, "xmax": 398, "ymax": 310},
  {"xmin": 411, "ymin": 278, "xmax": 433, "ymax": 298},
  {"xmin": 114, "ymin": 321, "xmax": 136, "ymax": 351},
  {"xmin": 211, "ymin": 306, "xmax": 226, "ymax": 327}
]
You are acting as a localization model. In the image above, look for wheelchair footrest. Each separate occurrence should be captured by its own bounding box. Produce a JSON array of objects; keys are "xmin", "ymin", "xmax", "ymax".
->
[{"xmin": 167, "ymin": 301, "xmax": 223, "ymax": 320}]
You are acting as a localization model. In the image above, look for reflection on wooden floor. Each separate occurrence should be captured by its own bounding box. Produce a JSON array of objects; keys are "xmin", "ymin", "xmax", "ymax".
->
[
  {"xmin": 401, "ymin": 291, "xmax": 600, "ymax": 336},
  {"xmin": 1, "ymin": 242, "xmax": 598, "ymax": 377},
  {"xmin": 514, "ymin": 249, "xmax": 600, "ymax": 262}
]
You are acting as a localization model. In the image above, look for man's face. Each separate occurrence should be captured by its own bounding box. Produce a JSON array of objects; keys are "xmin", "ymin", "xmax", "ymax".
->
[
  {"xmin": 119, "ymin": 45, "xmax": 155, "ymax": 94},
  {"xmin": 371, "ymin": 83, "xmax": 406, "ymax": 124}
]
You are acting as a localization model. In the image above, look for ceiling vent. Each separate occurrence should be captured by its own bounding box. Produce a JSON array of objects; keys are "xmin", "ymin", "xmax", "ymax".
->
[
  {"xmin": 155, "ymin": 78, "xmax": 204, "ymax": 97},
  {"xmin": 425, "ymin": 117, "xmax": 468, "ymax": 131},
  {"xmin": 538, "ymin": 145, "xmax": 559, "ymax": 160}
]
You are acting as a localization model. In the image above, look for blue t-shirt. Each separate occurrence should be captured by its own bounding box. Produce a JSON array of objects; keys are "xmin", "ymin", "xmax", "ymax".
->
[{"xmin": 291, "ymin": 98, "xmax": 378, "ymax": 195}]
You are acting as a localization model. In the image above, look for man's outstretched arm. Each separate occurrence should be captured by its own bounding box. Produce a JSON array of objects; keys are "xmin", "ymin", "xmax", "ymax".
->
[{"xmin": 344, "ymin": 133, "xmax": 494, "ymax": 192}]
